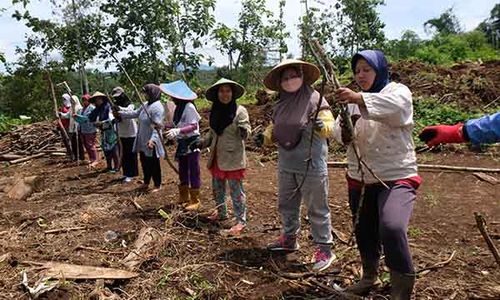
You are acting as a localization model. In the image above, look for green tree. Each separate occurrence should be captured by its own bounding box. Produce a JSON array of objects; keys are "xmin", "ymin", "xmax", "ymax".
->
[
  {"xmin": 100, "ymin": 0, "xmax": 215, "ymax": 84},
  {"xmin": 213, "ymin": 0, "xmax": 283, "ymax": 84},
  {"xmin": 384, "ymin": 30, "xmax": 421, "ymax": 60},
  {"xmin": 12, "ymin": 0, "xmax": 104, "ymax": 94},
  {"xmin": 478, "ymin": 4, "xmax": 499, "ymax": 48},
  {"xmin": 424, "ymin": 8, "xmax": 462, "ymax": 36}
]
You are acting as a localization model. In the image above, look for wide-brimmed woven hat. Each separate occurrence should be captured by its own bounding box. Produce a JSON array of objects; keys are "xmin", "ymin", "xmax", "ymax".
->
[
  {"xmin": 160, "ymin": 80, "xmax": 197, "ymax": 101},
  {"xmin": 263, "ymin": 59, "xmax": 320, "ymax": 91},
  {"xmin": 89, "ymin": 91, "xmax": 108, "ymax": 103},
  {"xmin": 205, "ymin": 78, "xmax": 245, "ymax": 102}
]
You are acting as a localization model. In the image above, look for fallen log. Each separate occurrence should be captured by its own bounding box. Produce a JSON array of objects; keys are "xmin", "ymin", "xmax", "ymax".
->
[
  {"xmin": 0, "ymin": 154, "xmax": 23, "ymax": 161},
  {"xmin": 327, "ymin": 162, "xmax": 500, "ymax": 173},
  {"xmin": 38, "ymin": 262, "xmax": 138, "ymax": 280},
  {"xmin": 9, "ymin": 153, "xmax": 45, "ymax": 165},
  {"xmin": 474, "ymin": 212, "xmax": 500, "ymax": 267},
  {"xmin": 122, "ymin": 227, "xmax": 160, "ymax": 270}
]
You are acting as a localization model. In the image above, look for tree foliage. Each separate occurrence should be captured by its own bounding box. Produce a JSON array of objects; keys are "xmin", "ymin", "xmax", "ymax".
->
[{"xmin": 424, "ymin": 8, "xmax": 462, "ymax": 36}]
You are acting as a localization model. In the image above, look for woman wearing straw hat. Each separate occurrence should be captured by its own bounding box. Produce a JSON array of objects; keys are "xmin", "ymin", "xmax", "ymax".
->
[
  {"xmin": 260, "ymin": 59, "xmax": 336, "ymax": 272},
  {"xmin": 85, "ymin": 92, "xmax": 120, "ymax": 173},
  {"xmin": 193, "ymin": 78, "xmax": 251, "ymax": 236},
  {"xmin": 115, "ymin": 84, "xmax": 165, "ymax": 192},
  {"xmin": 161, "ymin": 80, "xmax": 202, "ymax": 211}
]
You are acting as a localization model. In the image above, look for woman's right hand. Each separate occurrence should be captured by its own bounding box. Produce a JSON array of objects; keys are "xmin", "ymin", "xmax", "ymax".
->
[{"xmin": 147, "ymin": 140, "xmax": 155, "ymax": 149}]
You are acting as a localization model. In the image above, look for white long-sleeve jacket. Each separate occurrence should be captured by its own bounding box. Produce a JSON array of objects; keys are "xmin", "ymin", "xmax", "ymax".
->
[{"xmin": 333, "ymin": 82, "xmax": 418, "ymax": 183}]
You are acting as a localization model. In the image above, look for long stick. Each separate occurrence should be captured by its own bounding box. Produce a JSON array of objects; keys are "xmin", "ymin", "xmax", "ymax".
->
[
  {"xmin": 474, "ymin": 212, "xmax": 500, "ymax": 266},
  {"xmin": 9, "ymin": 153, "xmax": 45, "ymax": 165},
  {"xmin": 328, "ymin": 162, "xmax": 500, "ymax": 173},
  {"xmin": 100, "ymin": 46, "xmax": 179, "ymax": 174},
  {"xmin": 47, "ymin": 71, "xmax": 72, "ymax": 159}
]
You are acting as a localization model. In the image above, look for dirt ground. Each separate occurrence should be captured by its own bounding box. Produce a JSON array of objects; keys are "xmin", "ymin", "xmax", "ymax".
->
[{"xmin": 0, "ymin": 137, "xmax": 499, "ymax": 299}]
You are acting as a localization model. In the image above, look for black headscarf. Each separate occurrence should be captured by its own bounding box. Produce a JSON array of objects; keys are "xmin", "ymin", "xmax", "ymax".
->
[
  {"xmin": 210, "ymin": 97, "xmax": 237, "ymax": 136},
  {"xmin": 114, "ymin": 93, "xmax": 131, "ymax": 107},
  {"xmin": 143, "ymin": 84, "xmax": 162, "ymax": 105},
  {"xmin": 173, "ymin": 99, "xmax": 188, "ymax": 125}
]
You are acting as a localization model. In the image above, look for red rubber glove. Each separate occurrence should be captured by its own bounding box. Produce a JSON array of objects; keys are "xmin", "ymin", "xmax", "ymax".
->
[{"xmin": 418, "ymin": 123, "xmax": 466, "ymax": 147}]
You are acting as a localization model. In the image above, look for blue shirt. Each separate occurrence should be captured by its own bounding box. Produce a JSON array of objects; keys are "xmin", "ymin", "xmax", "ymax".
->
[{"xmin": 465, "ymin": 112, "xmax": 500, "ymax": 145}]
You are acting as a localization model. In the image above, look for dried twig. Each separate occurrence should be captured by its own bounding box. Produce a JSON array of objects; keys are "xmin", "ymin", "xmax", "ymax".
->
[
  {"xmin": 417, "ymin": 250, "xmax": 456, "ymax": 274},
  {"xmin": 474, "ymin": 212, "xmax": 500, "ymax": 266},
  {"xmin": 44, "ymin": 226, "xmax": 87, "ymax": 234}
]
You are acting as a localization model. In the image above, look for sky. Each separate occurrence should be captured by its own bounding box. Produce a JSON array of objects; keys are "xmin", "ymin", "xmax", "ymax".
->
[{"xmin": 0, "ymin": 0, "xmax": 497, "ymax": 70}]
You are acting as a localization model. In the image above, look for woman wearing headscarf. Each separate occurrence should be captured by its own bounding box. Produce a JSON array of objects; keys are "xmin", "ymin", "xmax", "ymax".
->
[
  {"xmin": 59, "ymin": 93, "xmax": 84, "ymax": 161},
  {"xmin": 111, "ymin": 87, "xmax": 139, "ymax": 183},
  {"xmin": 161, "ymin": 80, "xmax": 201, "ymax": 211},
  {"xmin": 86, "ymin": 92, "xmax": 120, "ymax": 172},
  {"xmin": 194, "ymin": 78, "xmax": 251, "ymax": 236},
  {"xmin": 116, "ymin": 84, "xmax": 165, "ymax": 192},
  {"xmin": 259, "ymin": 59, "xmax": 336, "ymax": 272},
  {"xmin": 74, "ymin": 94, "xmax": 98, "ymax": 168},
  {"xmin": 333, "ymin": 50, "xmax": 420, "ymax": 300}
]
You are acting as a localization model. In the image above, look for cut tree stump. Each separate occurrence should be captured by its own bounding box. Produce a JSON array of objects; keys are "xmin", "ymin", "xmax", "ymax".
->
[{"xmin": 6, "ymin": 176, "xmax": 41, "ymax": 201}]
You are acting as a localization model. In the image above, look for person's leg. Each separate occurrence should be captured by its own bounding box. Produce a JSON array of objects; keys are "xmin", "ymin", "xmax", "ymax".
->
[
  {"xmin": 121, "ymin": 137, "xmax": 138, "ymax": 177},
  {"xmin": 87, "ymin": 133, "xmax": 98, "ymax": 163},
  {"xmin": 139, "ymin": 152, "xmax": 152, "ymax": 186},
  {"xmin": 212, "ymin": 177, "xmax": 227, "ymax": 219},
  {"xmin": 70, "ymin": 133, "xmax": 78, "ymax": 161},
  {"xmin": 188, "ymin": 152, "xmax": 201, "ymax": 189},
  {"xmin": 77, "ymin": 132, "xmax": 85, "ymax": 161},
  {"xmin": 267, "ymin": 170, "xmax": 301, "ymax": 251},
  {"xmin": 346, "ymin": 184, "xmax": 382, "ymax": 295},
  {"xmin": 378, "ymin": 184, "xmax": 415, "ymax": 274},
  {"xmin": 178, "ymin": 155, "xmax": 189, "ymax": 186},
  {"xmin": 301, "ymin": 173, "xmax": 334, "ymax": 271},
  {"xmin": 185, "ymin": 152, "xmax": 201, "ymax": 211},
  {"xmin": 301, "ymin": 174, "xmax": 332, "ymax": 245},
  {"xmin": 112, "ymin": 145, "xmax": 121, "ymax": 170},
  {"xmin": 104, "ymin": 150, "xmax": 113, "ymax": 170},
  {"xmin": 228, "ymin": 179, "xmax": 246, "ymax": 225},
  {"xmin": 151, "ymin": 151, "xmax": 162, "ymax": 188},
  {"xmin": 377, "ymin": 184, "xmax": 416, "ymax": 300},
  {"xmin": 58, "ymin": 126, "xmax": 72, "ymax": 158}
]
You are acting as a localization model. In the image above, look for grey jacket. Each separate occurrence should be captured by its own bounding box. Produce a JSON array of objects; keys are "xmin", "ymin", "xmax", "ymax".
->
[{"xmin": 202, "ymin": 105, "xmax": 251, "ymax": 171}]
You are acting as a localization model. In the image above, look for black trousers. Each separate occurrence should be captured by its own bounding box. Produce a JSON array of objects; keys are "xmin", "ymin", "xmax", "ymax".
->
[
  {"xmin": 140, "ymin": 151, "xmax": 161, "ymax": 187},
  {"xmin": 121, "ymin": 137, "xmax": 138, "ymax": 177},
  {"xmin": 70, "ymin": 132, "xmax": 85, "ymax": 161}
]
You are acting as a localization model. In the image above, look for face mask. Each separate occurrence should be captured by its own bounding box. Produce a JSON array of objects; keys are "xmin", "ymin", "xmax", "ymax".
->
[{"xmin": 281, "ymin": 77, "xmax": 303, "ymax": 93}]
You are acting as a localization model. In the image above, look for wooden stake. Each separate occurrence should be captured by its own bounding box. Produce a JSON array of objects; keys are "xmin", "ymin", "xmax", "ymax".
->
[
  {"xmin": 327, "ymin": 162, "xmax": 500, "ymax": 173},
  {"xmin": 474, "ymin": 212, "xmax": 500, "ymax": 267}
]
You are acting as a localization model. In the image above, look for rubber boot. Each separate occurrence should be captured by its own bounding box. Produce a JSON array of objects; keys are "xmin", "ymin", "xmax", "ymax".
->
[
  {"xmin": 390, "ymin": 270, "xmax": 415, "ymax": 300},
  {"xmin": 185, "ymin": 188, "xmax": 201, "ymax": 211},
  {"xmin": 178, "ymin": 185, "xmax": 190, "ymax": 206},
  {"xmin": 345, "ymin": 259, "xmax": 382, "ymax": 295}
]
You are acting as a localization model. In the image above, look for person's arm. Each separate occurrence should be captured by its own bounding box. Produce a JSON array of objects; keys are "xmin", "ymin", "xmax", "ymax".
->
[
  {"xmin": 59, "ymin": 110, "xmax": 71, "ymax": 119},
  {"xmin": 336, "ymin": 84, "xmax": 413, "ymax": 128},
  {"xmin": 237, "ymin": 106, "xmax": 251, "ymax": 140},
  {"xmin": 315, "ymin": 109, "xmax": 334, "ymax": 138},
  {"xmin": 419, "ymin": 112, "xmax": 500, "ymax": 146},
  {"xmin": 149, "ymin": 103, "xmax": 165, "ymax": 146},
  {"xmin": 166, "ymin": 103, "xmax": 199, "ymax": 138},
  {"xmin": 119, "ymin": 106, "xmax": 142, "ymax": 119}
]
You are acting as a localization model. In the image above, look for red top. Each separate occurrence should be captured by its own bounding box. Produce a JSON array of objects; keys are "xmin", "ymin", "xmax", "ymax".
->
[
  {"xmin": 209, "ymin": 155, "xmax": 246, "ymax": 180},
  {"xmin": 59, "ymin": 106, "xmax": 70, "ymax": 129},
  {"xmin": 347, "ymin": 175, "xmax": 422, "ymax": 190}
]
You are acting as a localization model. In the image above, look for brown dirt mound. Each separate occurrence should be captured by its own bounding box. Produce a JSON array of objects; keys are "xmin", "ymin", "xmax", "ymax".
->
[{"xmin": 390, "ymin": 60, "xmax": 500, "ymax": 109}]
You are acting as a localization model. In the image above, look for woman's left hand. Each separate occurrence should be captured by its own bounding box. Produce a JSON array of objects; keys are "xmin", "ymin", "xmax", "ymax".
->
[
  {"xmin": 147, "ymin": 140, "xmax": 155, "ymax": 149},
  {"xmin": 335, "ymin": 87, "xmax": 364, "ymax": 105}
]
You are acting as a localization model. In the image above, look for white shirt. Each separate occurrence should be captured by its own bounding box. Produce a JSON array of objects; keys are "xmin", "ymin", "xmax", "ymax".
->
[
  {"xmin": 333, "ymin": 82, "xmax": 418, "ymax": 183},
  {"xmin": 117, "ymin": 104, "xmax": 138, "ymax": 138}
]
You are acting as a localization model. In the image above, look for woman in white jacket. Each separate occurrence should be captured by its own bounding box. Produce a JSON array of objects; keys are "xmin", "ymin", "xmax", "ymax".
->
[{"xmin": 333, "ymin": 50, "xmax": 421, "ymax": 300}]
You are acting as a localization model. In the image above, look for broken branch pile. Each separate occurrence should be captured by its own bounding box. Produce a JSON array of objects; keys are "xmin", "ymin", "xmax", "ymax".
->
[{"xmin": 0, "ymin": 121, "xmax": 63, "ymax": 162}]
